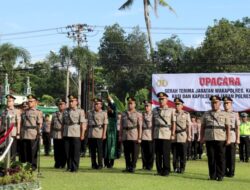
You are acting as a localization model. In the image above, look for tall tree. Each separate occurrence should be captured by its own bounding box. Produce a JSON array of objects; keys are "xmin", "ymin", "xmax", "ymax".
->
[
  {"xmin": 0, "ymin": 43, "xmax": 30, "ymax": 84},
  {"xmin": 198, "ymin": 18, "xmax": 250, "ymax": 72},
  {"xmin": 155, "ymin": 35, "xmax": 185, "ymax": 73},
  {"xmin": 99, "ymin": 24, "xmax": 152, "ymax": 100},
  {"xmin": 119, "ymin": 0, "xmax": 175, "ymax": 53}
]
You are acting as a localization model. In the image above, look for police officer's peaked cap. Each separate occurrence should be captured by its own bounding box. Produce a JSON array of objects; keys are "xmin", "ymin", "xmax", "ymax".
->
[
  {"xmin": 68, "ymin": 94, "xmax": 78, "ymax": 100},
  {"xmin": 22, "ymin": 101, "xmax": 28, "ymax": 107},
  {"xmin": 222, "ymin": 96, "xmax": 233, "ymax": 102},
  {"xmin": 156, "ymin": 92, "xmax": 168, "ymax": 98},
  {"xmin": 127, "ymin": 97, "xmax": 136, "ymax": 102},
  {"xmin": 57, "ymin": 98, "xmax": 67, "ymax": 105},
  {"xmin": 209, "ymin": 95, "xmax": 221, "ymax": 102},
  {"xmin": 27, "ymin": 94, "xmax": 37, "ymax": 100},
  {"xmin": 143, "ymin": 100, "xmax": 152, "ymax": 105},
  {"xmin": 6, "ymin": 94, "xmax": 16, "ymax": 100},
  {"xmin": 92, "ymin": 98, "xmax": 102, "ymax": 103},
  {"xmin": 174, "ymin": 98, "xmax": 184, "ymax": 104},
  {"xmin": 240, "ymin": 112, "xmax": 248, "ymax": 117}
]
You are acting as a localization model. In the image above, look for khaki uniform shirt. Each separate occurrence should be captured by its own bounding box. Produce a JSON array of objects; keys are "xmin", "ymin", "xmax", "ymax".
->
[
  {"xmin": 201, "ymin": 110, "xmax": 230, "ymax": 141},
  {"xmin": 87, "ymin": 110, "xmax": 108, "ymax": 139},
  {"xmin": 0, "ymin": 108, "xmax": 21, "ymax": 137},
  {"xmin": 43, "ymin": 120, "xmax": 51, "ymax": 133},
  {"xmin": 21, "ymin": 108, "xmax": 43, "ymax": 140},
  {"xmin": 121, "ymin": 111, "xmax": 142, "ymax": 141},
  {"xmin": 51, "ymin": 111, "xmax": 63, "ymax": 139},
  {"xmin": 175, "ymin": 111, "xmax": 191, "ymax": 143},
  {"xmin": 226, "ymin": 111, "xmax": 240, "ymax": 143},
  {"xmin": 153, "ymin": 106, "xmax": 176, "ymax": 140},
  {"xmin": 63, "ymin": 108, "xmax": 87, "ymax": 138},
  {"xmin": 191, "ymin": 122, "xmax": 200, "ymax": 141},
  {"xmin": 142, "ymin": 112, "xmax": 153, "ymax": 141}
]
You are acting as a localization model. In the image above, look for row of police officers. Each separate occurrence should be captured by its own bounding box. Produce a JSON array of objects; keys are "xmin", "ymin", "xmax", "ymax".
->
[{"xmin": 0, "ymin": 92, "xmax": 247, "ymax": 181}]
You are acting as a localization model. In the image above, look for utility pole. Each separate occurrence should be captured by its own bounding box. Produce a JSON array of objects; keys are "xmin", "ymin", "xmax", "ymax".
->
[
  {"xmin": 66, "ymin": 63, "xmax": 70, "ymax": 106},
  {"xmin": 66, "ymin": 24, "xmax": 93, "ymax": 108}
]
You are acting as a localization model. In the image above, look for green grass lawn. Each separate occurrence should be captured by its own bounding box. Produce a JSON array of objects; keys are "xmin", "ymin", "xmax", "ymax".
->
[{"xmin": 37, "ymin": 155, "xmax": 250, "ymax": 190}]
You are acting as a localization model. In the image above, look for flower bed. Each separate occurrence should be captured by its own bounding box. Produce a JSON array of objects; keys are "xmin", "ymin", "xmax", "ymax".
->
[
  {"xmin": 0, "ymin": 181, "xmax": 41, "ymax": 190},
  {"xmin": 0, "ymin": 162, "xmax": 41, "ymax": 190}
]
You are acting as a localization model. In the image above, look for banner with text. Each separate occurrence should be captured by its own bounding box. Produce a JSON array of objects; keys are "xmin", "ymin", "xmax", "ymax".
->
[{"xmin": 152, "ymin": 73, "xmax": 250, "ymax": 112}]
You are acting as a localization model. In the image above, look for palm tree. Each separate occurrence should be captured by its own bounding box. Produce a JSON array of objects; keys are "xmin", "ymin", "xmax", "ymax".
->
[
  {"xmin": 0, "ymin": 43, "xmax": 30, "ymax": 85},
  {"xmin": 0, "ymin": 43, "xmax": 30, "ymax": 71},
  {"xmin": 71, "ymin": 46, "xmax": 92, "ymax": 107},
  {"xmin": 46, "ymin": 46, "xmax": 73, "ymax": 102},
  {"xmin": 119, "ymin": 0, "xmax": 175, "ymax": 53}
]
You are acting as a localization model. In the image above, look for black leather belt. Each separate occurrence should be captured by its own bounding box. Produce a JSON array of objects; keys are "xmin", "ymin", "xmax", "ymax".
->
[
  {"xmin": 53, "ymin": 128, "xmax": 62, "ymax": 132},
  {"xmin": 25, "ymin": 126, "xmax": 37, "ymax": 129},
  {"xmin": 206, "ymin": 126, "xmax": 225, "ymax": 130},
  {"xmin": 155, "ymin": 125, "xmax": 170, "ymax": 128},
  {"xmin": 142, "ymin": 127, "xmax": 152, "ymax": 130},
  {"xmin": 90, "ymin": 125, "xmax": 103, "ymax": 129},
  {"xmin": 123, "ymin": 126, "xmax": 137, "ymax": 130}
]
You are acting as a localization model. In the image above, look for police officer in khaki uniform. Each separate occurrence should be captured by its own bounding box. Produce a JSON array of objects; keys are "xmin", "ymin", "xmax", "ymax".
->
[
  {"xmin": 200, "ymin": 95, "xmax": 230, "ymax": 181},
  {"xmin": 63, "ymin": 95, "xmax": 87, "ymax": 172},
  {"xmin": 0, "ymin": 94, "xmax": 21, "ymax": 161},
  {"xmin": 222, "ymin": 96, "xmax": 240, "ymax": 177},
  {"xmin": 42, "ymin": 114, "xmax": 51, "ymax": 156},
  {"xmin": 87, "ymin": 98, "xmax": 108, "ymax": 169},
  {"xmin": 141, "ymin": 100, "xmax": 154, "ymax": 170},
  {"xmin": 172, "ymin": 98, "xmax": 191, "ymax": 174},
  {"xmin": 119, "ymin": 97, "xmax": 142, "ymax": 173},
  {"xmin": 153, "ymin": 92, "xmax": 176, "ymax": 176},
  {"xmin": 20, "ymin": 94, "xmax": 43, "ymax": 170},
  {"xmin": 51, "ymin": 98, "xmax": 67, "ymax": 168}
]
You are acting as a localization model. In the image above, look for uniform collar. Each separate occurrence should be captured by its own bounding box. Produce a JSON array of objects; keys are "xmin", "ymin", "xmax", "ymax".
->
[
  {"xmin": 145, "ymin": 111, "xmax": 152, "ymax": 115},
  {"xmin": 128, "ymin": 110, "xmax": 136, "ymax": 113},
  {"xmin": 159, "ymin": 105, "xmax": 168, "ymax": 109},
  {"xmin": 94, "ymin": 109, "xmax": 102, "ymax": 113},
  {"xmin": 176, "ymin": 110, "xmax": 183, "ymax": 114},
  {"xmin": 69, "ymin": 107, "xmax": 77, "ymax": 111},
  {"xmin": 6, "ymin": 107, "xmax": 15, "ymax": 111},
  {"xmin": 211, "ymin": 109, "xmax": 221, "ymax": 113}
]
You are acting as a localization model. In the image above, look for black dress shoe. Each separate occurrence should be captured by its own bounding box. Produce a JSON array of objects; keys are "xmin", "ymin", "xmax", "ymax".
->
[
  {"xmin": 217, "ymin": 177, "xmax": 223, "ymax": 181},
  {"xmin": 122, "ymin": 168, "xmax": 130, "ymax": 173},
  {"xmin": 154, "ymin": 172, "xmax": 162, "ymax": 176},
  {"xmin": 129, "ymin": 168, "xmax": 135, "ymax": 173},
  {"xmin": 209, "ymin": 177, "xmax": 216, "ymax": 180},
  {"xmin": 146, "ymin": 167, "xmax": 152, "ymax": 171},
  {"xmin": 161, "ymin": 171, "xmax": 170, "ymax": 177},
  {"xmin": 179, "ymin": 168, "xmax": 184, "ymax": 174},
  {"xmin": 97, "ymin": 165, "xmax": 103, "ymax": 170}
]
